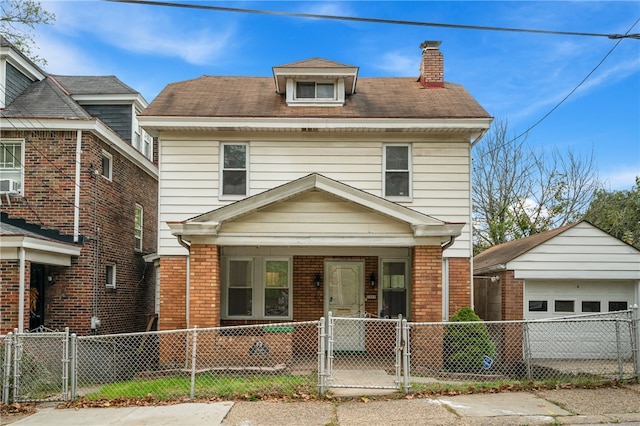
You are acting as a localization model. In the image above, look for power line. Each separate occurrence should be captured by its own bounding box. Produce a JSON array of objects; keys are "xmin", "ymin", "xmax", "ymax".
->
[
  {"xmin": 476, "ymin": 17, "xmax": 640, "ymax": 158},
  {"xmin": 105, "ymin": 0, "xmax": 640, "ymax": 40}
]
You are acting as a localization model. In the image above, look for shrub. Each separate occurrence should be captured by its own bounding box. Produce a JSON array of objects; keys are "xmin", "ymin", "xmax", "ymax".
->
[{"xmin": 443, "ymin": 307, "xmax": 495, "ymax": 373}]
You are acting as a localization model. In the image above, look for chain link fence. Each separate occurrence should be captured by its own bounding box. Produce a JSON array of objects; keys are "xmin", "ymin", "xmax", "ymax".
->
[
  {"xmin": 409, "ymin": 310, "xmax": 637, "ymax": 383},
  {"xmin": 1, "ymin": 328, "xmax": 70, "ymax": 403},
  {"xmin": 1, "ymin": 311, "xmax": 638, "ymax": 403},
  {"xmin": 73, "ymin": 321, "xmax": 320, "ymax": 400}
]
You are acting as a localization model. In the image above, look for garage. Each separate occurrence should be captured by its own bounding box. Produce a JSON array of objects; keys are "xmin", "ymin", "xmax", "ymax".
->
[{"xmin": 473, "ymin": 221, "xmax": 640, "ymax": 359}]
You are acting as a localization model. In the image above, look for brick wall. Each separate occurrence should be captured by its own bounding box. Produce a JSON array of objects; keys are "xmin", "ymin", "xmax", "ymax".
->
[
  {"xmin": 159, "ymin": 256, "xmax": 187, "ymax": 331},
  {"xmin": 0, "ymin": 260, "xmax": 29, "ymax": 334},
  {"xmin": 501, "ymin": 270, "xmax": 524, "ymax": 321},
  {"xmin": 411, "ymin": 246, "xmax": 443, "ymax": 322},
  {"xmin": 448, "ymin": 257, "xmax": 471, "ymax": 317},
  {"xmin": 189, "ymin": 244, "xmax": 220, "ymax": 328},
  {"xmin": 0, "ymin": 129, "xmax": 158, "ymax": 335}
]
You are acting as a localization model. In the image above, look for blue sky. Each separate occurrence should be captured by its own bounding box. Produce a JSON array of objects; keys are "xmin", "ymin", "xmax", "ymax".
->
[{"xmin": 34, "ymin": 1, "xmax": 640, "ymax": 190}]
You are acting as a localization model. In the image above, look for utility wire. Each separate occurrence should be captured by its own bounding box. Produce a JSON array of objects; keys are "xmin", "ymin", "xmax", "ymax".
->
[
  {"xmin": 105, "ymin": 0, "xmax": 640, "ymax": 40},
  {"xmin": 476, "ymin": 17, "xmax": 640, "ymax": 158}
]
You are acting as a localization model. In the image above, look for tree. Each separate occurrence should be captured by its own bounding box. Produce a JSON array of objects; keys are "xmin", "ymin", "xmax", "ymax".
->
[
  {"xmin": 472, "ymin": 119, "xmax": 602, "ymax": 254},
  {"xmin": 1, "ymin": 0, "xmax": 55, "ymax": 65},
  {"xmin": 583, "ymin": 177, "xmax": 640, "ymax": 249}
]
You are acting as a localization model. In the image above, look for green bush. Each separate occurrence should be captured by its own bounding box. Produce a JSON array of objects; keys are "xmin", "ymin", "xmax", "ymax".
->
[{"xmin": 443, "ymin": 307, "xmax": 495, "ymax": 373}]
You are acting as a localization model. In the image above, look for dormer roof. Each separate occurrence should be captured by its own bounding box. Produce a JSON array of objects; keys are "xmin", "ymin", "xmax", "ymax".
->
[{"xmin": 272, "ymin": 57, "xmax": 359, "ymax": 95}]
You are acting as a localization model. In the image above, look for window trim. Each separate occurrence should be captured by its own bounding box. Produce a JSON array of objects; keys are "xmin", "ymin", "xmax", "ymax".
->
[
  {"xmin": 101, "ymin": 150, "xmax": 113, "ymax": 181},
  {"xmin": 0, "ymin": 138, "xmax": 25, "ymax": 195},
  {"xmin": 383, "ymin": 144, "xmax": 412, "ymax": 200},
  {"xmin": 222, "ymin": 256, "xmax": 292, "ymax": 320},
  {"xmin": 134, "ymin": 204, "xmax": 143, "ymax": 252},
  {"xmin": 220, "ymin": 142, "xmax": 248, "ymax": 200},
  {"xmin": 105, "ymin": 263, "xmax": 116, "ymax": 289}
]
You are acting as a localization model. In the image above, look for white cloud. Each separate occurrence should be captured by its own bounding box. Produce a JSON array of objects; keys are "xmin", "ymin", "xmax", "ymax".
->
[
  {"xmin": 600, "ymin": 166, "xmax": 640, "ymax": 191},
  {"xmin": 374, "ymin": 51, "xmax": 417, "ymax": 76},
  {"xmin": 41, "ymin": 1, "xmax": 236, "ymax": 66}
]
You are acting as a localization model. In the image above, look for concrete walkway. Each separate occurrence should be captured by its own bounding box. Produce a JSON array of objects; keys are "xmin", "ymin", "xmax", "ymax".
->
[{"xmin": 5, "ymin": 383, "xmax": 640, "ymax": 425}]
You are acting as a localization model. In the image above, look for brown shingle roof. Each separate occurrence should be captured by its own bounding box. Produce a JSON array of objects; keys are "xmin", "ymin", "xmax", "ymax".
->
[
  {"xmin": 141, "ymin": 76, "xmax": 490, "ymax": 119},
  {"xmin": 473, "ymin": 222, "xmax": 579, "ymax": 273}
]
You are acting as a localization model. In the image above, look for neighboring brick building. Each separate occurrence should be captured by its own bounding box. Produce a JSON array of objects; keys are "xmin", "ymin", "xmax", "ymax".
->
[
  {"xmin": 140, "ymin": 40, "xmax": 493, "ymax": 345},
  {"xmin": 0, "ymin": 36, "xmax": 158, "ymax": 335}
]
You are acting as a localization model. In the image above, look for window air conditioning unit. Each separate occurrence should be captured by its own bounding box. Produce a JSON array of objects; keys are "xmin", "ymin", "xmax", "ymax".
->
[{"xmin": 0, "ymin": 179, "xmax": 20, "ymax": 194}]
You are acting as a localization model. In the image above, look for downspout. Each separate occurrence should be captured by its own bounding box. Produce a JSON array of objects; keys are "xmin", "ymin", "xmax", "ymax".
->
[
  {"xmin": 177, "ymin": 235, "xmax": 191, "ymax": 328},
  {"xmin": 74, "ymin": 130, "xmax": 82, "ymax": 242},
  {"xmin": 18, "ymin": 247, "xmax": 26, "ymax": 333}
]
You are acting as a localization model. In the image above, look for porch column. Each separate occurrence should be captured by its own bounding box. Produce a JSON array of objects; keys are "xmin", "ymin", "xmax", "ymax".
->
[
  {"xmin": 189, "ymin": 244, "xmax": 221, "ymax": 328},
  {"xmin": 410, "ymin": 246, "xmax": 442, "ymax": 322}
]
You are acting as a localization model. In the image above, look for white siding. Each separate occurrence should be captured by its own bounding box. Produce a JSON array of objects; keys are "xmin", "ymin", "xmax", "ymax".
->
[
  {"xmin": 158, "ymin": 135, "xmax": 471, "ymax": 256},
  {"xmin": 509, "ymin": 222, "xmax": 640, "ymax": 280}
]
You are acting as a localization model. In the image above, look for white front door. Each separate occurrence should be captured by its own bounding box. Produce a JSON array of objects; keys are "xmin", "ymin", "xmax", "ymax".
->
[{"xmin": 326, "ymin": 261, "xmax": 365, "ymax": 351}]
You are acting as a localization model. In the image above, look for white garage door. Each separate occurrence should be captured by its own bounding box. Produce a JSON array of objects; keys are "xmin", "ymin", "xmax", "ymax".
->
[{"xmin": 524, "ymin": 280, "xmax": 635, "ymax": 359}]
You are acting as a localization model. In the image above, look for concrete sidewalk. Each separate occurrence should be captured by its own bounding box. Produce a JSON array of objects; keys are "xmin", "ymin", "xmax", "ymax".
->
[{"xmin": 5, "ymin": 383, "xmax": 640, "ymax": 425}]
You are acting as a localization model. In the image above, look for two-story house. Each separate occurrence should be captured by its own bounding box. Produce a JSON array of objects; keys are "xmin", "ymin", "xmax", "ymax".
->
[
  {"xmin": 0, "ymin": 36, "xmax": 158, "ymax": 335},
  {"xmin": 140, "ymin": 41, "xmax": 492, "ymax": 342}
]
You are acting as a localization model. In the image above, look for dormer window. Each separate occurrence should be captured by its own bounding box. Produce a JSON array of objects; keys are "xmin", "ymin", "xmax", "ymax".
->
[{"xmin": 296, "ymin": 82, "xmax": 335, "ymax": 100}]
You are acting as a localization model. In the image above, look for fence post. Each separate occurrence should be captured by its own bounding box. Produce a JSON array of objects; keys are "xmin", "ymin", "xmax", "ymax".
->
[
  {"xmin": 62, "ymin": 327, "xmax": 69, "ymax": 401},
  {"xmin": 189, "ymin": 326, "xmax": 198, "ymax": 400},
  {"xmin": 2, "ymin": 332, "xmax": 13, "ymax": 404},
  {"xmin": 317, "ymin": 317, "xmax": 326, "ymax": 395},
  {"xmin": 326, "ymin": 311, "xmax": 333, "ymax": 386},
  {"xmin": 12, "ymin": 328, "xmax": 20, "ymax": 402},
  {"xmin": 522, "ymin": 321, "xmax": 532, "ymax": 381},
  {"xmin": 633, "ymin": 304, "xmax": 640, "ymax": 380},
  {"xmin": 70, "ymin": 333, "xmax": 77, "ymax": 401},
  {"xmin": 615, "ymin": 320, "xmax": 624, "ymax": 380},
  {"xmin": 402, "ymin": 318, "xmax": 410, "ymax": 394}
]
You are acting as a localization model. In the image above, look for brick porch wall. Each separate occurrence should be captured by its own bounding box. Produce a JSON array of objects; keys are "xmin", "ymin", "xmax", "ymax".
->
[
  {"xmin": 189, "ymin": 244, "xmax": 220, "ymax": 328},
  {"xmin": 0, "ymin": 260, "xmax": 30, "ymax": 334},
  {"xmin": 159, "ymin": 256, "xmax": 187, "ymax": 331},
  {"xmin": 410, "ymin": 246, "xmax": 442, "ymax": 322}
]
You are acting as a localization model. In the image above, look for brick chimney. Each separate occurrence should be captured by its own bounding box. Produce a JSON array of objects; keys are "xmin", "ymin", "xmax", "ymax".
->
[{"xmin": 419, "ymin": 40, "xmax": 444, "ymax": 88}]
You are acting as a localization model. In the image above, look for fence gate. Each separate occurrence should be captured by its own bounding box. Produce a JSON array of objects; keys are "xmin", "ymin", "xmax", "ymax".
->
[
  {"xmin": 10, "ymin": 328, "xmax": 70, "ymax": 402},
  {"xmin": 320, "ymin": 312, "xmax": 409, "ymax": 394}
]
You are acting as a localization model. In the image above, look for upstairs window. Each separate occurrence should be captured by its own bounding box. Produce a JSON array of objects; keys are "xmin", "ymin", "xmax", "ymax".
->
[
  {"xmin": 0, "ymin": 139, "xmax": 24, "ymax": 195},
  {"xmin": 296, "ymin": 82, "xmax": 335, "ymax": 100},
  {"xmin": 221, "ymin": 143, "xmax": 248, "ymax": 197},
  {"xmin": 384, "ymin": 145, "xmax": 411, "ymax": 198},
  {"xmin": 134, "ymin": 204, "xmax": 143, "ymax": 251}
]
